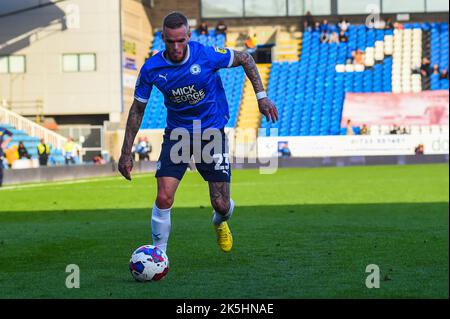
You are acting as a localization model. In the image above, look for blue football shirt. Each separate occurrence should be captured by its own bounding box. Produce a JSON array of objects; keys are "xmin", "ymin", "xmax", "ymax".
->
[{"xmin": 134, "ymin": 41, "xmax": 235, "ymax": 132}]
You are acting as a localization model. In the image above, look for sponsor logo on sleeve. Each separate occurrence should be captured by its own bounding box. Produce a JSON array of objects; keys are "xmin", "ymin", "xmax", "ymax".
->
[{"xmin": 214, "ymin": 47, "xmax": 227, "ymax": 54}]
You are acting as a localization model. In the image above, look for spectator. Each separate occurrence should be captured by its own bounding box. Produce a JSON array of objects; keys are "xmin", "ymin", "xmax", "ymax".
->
[
  {"xmin": 339, "ymin": 31, "xmax": 348, "ymax": 43},
  {"xmin": 440, "ymin": 68, "xmax": 448, "ymax": 79},
  {"xmin": 63, "ymin": 137, "xmax": 80, "ymax": 165},
  {"xmin": 385, "ymin": 18, "xmax": 394, "ymax": 30},
  {"xmin": 215, "ymin": 20, "xmax": 227, "ymax": 36},
  {"xmin": 346, "ymin": 119, "xmax": 354, "ymax": 135},
  {"xmin": 93, "ymin": 153, "xmax": 106, "ymax": 165},
  {"xmin": 18, "ymin": 141, "xmax": 31, "ymax": 159},
  {"xmin": 393, "ymin": 22, "xmax": 404, "ymax": 30},
  {"xmin": 320, "ymin": 31, "xmax": 329, "ymax": 43},
  {"xmin": 136, "ymin": 137, "xmax": 151, "ymax": 161},
  {"xmin": 5, "ymin": 145, "xmax": 19, "ymax": 168},
  {"xmin": 354, "ymin": 49, "xmax": 365, "ymax": 65},
  {"xmin": 337, "ymin": 17, "xmax": 350, "ymax": 32},
  {"xmin": 0, "ymin": 126, "xmax": 13, "ymax": 187},
  {"xmin": 278, "ymin": 143, "xmax": 291, "ymax": 158},
  {"xmin": 302, "ymin": 11, "xmax": 314, "ymax": 32},
  {"xmin": 415, "ymin": 144, "xmax": 424, "ymax": 155},
  {"xmin": 390, "ymin": 125, "xmax": 400, "ymax": 134},
  {"xmin": 419, "ymin": 58, "xmax": 432, "ymax": 77},
  {"xmin": 360, "ymin": 124, "xmax": 369, "ymax": 135},
  {"xmin": 197, "ymin": 21, "xmax": 209, "ymax": 36},
  {"xmin": 37, "ymin": 138, "xmax": 50, "ymax": 166},
  {"xmin": 245, "ymin": 33, "xmax": 257, "ymax": 54},
  {"xmin": 320, "ymin": 19, "xmax": 330, "ymax": 33},
  {"xmin": 432, "ymin": 64, "xmax": 440, "ymax": 75},
  {"xmin": 329, "ymin": 31, "xmax": 340, "ymax": 44},
  {"xmin": 313, "ymin": 21, "xmax": 321, "ymax": 32}
]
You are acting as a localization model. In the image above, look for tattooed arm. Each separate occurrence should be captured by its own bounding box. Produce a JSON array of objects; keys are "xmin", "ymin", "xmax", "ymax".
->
[
  {"xmin": 118, "ymin": 99, "xmax": 147, "ymax": 180},
  {"xmin": 231, "ymin": 50, "xmax": 278, "ymax": 123}
]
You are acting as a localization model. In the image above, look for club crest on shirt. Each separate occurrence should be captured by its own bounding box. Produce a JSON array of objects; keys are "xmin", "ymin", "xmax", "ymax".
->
[
  {"xmin": 214, "ymin": 47, "xmax": 227, "ymax": 54},
  {"xmin": 190, "ymin": 64, "xmax": 201, "ymax": 75}
]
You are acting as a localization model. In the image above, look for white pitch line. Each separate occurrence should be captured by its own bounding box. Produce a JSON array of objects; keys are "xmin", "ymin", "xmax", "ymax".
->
[{"xmin": 0, "ymin": 173, "xmax": 152, "ymax": 191}]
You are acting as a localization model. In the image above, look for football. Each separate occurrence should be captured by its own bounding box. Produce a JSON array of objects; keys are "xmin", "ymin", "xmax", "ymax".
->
[{"xmin": 129, "ymin": 245, "xmax": 169, "ymax": 282}]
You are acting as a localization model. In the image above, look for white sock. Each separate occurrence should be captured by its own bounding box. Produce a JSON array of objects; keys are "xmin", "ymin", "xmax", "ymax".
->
[
  {"xmin": 151, "ymin": 203, "xmax": 171, "ymax": 253},
  {"xmin": 213, "ymin": 199, "xmax": 234, "ymax": 226}
]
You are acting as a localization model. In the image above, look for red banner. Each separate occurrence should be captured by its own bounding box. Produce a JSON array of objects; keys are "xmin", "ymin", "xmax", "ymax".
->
[{"xmin": 341, "ymin": 90, "xmax": 449, "ymax": 127}]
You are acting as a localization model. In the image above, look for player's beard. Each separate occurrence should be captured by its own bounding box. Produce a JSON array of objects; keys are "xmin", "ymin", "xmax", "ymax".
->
[{"xmin": 169, "ymin": 45, "xmax": 187, "ymax": 63}]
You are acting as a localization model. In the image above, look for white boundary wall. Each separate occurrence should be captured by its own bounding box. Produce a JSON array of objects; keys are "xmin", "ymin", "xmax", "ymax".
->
[{"xmin": 257, "ymin": 134, "xmax": 449, "ymax": 158}]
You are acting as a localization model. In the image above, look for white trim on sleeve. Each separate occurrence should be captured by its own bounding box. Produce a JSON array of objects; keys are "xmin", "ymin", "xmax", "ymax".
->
[
  {"xmin": 227, "ymin": 49, "xmax": 234, "ymax": 68},
  {"xmin": 134, "ymin": 96, "xmax": 149, "ymax": 103}
]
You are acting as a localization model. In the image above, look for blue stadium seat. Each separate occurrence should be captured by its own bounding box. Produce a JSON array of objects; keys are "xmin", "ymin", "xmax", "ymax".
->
[
  {"xmin": 261, "ymin": 24, "xmax": 405, "ymax": 136},
  {"xmin": 429, "ymin": 23, "xmax": 449, "ymax": 90},
  {"xmin": 149, "ymin": 23, "xmax": 448, "ymax": 137}
]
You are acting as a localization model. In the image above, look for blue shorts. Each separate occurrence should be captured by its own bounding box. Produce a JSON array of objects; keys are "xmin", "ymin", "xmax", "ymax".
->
[{"xmin": 155, "ymin": 128, "xmax": 231, "ymax": 182}]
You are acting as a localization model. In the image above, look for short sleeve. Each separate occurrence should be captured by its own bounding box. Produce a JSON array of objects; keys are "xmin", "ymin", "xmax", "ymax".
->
[
  {"xmin": 134, "ymin": 65, "xmax": 153, "ymax": 103},
  {"xmin": 204, "ymin": 46, "xmax": 234, "ymax": 70}
]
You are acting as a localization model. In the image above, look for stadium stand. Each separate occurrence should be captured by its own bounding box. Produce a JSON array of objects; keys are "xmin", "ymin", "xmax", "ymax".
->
[
  {"xmin": 273, "ymin": 29, "xmax": 302, "ymax": 62},
  {"xmin": 143, "ymin": 22, "xmax": 448, "ymax": 137},
  {"xmin": 262, "ymin": 22, "xmax": 448, "ymax": 137},
  {"xmin": 265, "ymin": 26, "xmax": 386, "ymax": 136},
  {"xmin": 0, "ymin": 122, "xmax": 67, "ymax": 167},
  {"xmin": 392, "ymin": 27, "xmax": 422, "ymax": 93},
  {"xmin": 430, "ymin": 22, "xmax": 449, "ymax": 90}
]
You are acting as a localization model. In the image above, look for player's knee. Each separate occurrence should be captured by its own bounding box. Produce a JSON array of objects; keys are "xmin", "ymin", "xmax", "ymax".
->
[
  {"xmin": 156, "ymin": 192, "xmax": 174, "ymax": 209},
  {"xmin": 211, "ymin": 198, "xmax": 230, "ymax": 215}
]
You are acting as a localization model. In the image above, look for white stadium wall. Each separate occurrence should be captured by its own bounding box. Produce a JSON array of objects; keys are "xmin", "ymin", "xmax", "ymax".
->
[
  {"xmin": 0, "ymin": 0, "xmax": 122, "ymax": 117},
  {"xmin": 257, "ymin": 134, "xmax": 449, "ymax": 158}
]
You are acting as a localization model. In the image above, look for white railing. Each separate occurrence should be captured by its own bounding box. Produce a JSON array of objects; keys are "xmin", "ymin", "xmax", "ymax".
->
[{"xmin": 0, "ymin": 106, "xmax": 67, "ymax": 150}]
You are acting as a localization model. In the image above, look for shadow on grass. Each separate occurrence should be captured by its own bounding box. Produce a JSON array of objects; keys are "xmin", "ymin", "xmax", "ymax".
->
[{"xmin": 0, "ymin": 202, "xmax": 448, "ymax": 299}]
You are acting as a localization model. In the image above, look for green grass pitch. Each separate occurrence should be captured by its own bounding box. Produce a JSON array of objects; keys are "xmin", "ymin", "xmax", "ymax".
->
[{"xmin": 0, "ymin": 164, "xmax": 448, "ymax": 298}]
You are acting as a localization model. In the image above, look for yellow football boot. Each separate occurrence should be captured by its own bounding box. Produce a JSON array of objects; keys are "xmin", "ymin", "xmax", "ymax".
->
[{"xmin": 214, "ymin": 221, "xmax": 233, "ymax": 252}]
